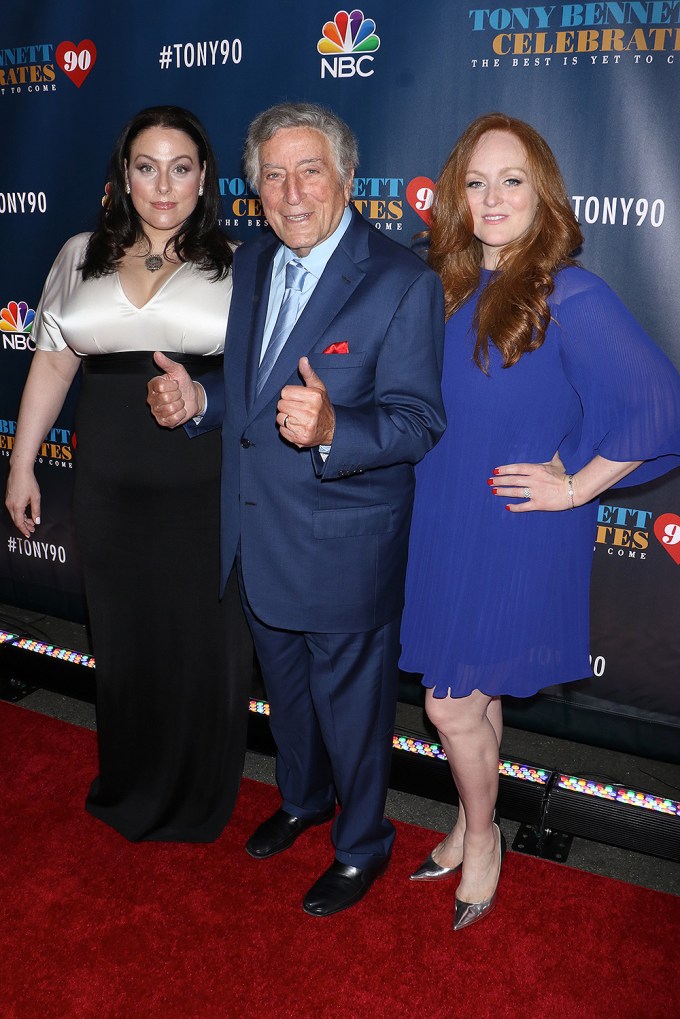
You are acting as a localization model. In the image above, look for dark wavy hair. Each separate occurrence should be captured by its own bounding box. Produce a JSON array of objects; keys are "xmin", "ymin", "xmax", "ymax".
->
[
  {"xmin": 81, "ymin": 105, "xmax": 232, "ymax": 280},
  {"xmin": 429, "ymin": 112, "xmax": 583, "ymax": 371}
]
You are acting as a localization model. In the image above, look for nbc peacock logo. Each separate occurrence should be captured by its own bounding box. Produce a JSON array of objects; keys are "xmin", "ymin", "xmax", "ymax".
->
[
  {"xmin": 318, "ymin": 10, "xmax": 381, "ymax": 79},
  {"xmin": 1, "ymin": 301, "xmax": 36, "ymax": 352}
]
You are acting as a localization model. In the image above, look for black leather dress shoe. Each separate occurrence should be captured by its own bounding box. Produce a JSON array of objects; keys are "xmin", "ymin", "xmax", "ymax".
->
[
  {"xmin": 245, "ymin": 806, "xmax": 335, "ymax": 859},
  {"xmin": 302, "ymin": 858, "xmax": 389, "ymax": 917}
]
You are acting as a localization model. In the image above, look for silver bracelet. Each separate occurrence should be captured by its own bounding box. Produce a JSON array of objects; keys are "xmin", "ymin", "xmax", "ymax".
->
[{"xmin": 567, "ymin": 474, "xmax": 575, "ymax": 510}]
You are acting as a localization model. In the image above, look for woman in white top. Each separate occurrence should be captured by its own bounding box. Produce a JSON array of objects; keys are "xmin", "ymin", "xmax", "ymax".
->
[{"xmin": 6, "ymin": 106, "xmax": 252, "ymax": 842}]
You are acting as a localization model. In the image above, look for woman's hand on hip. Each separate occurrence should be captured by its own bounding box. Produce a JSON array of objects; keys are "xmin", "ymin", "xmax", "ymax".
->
[{"xmin": 489, "ymin": 451, "xmax": 573, "ymax": 513}]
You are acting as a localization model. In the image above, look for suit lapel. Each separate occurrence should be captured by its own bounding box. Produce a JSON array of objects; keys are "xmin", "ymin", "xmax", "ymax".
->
[
  {"xmin": 250, "ymin": 212, "xmax": 369, "ymax": 412},
  {"xmin": 244, "ymin": 246, "xmax": 277, "ymax": 411}
]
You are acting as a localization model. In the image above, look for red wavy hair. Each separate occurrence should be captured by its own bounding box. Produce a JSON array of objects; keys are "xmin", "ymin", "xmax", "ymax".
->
[{"xmin": 429, "ymin": 112, "xmax": 583, "ymax": 371}]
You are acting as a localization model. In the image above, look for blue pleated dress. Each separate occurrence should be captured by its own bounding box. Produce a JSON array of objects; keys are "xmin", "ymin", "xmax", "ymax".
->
[{"xmin": 399, "ymin": 266, "xmax": 680, "ymax": 698}]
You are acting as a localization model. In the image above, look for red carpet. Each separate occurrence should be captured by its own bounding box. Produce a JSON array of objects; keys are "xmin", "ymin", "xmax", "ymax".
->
[{"xmin": 1, "ymin": 701, "xmax": 678, "ymax": 1019}]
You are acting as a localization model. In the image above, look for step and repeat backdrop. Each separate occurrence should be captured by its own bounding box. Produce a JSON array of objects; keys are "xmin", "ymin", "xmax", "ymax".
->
[{"xmin": 2, "ymin": 2, "xmax": 679, "ymax": 752}]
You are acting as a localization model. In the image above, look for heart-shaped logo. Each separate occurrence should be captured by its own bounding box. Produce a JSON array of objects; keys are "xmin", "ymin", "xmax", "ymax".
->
[
  {"xmin": 56, "ymin": 40, "xmax": 97, "ymax": 88},
  {"xmin": 406, "ymin": 176, "xmax": 435, "ymax": 226},
  {"xmin": 653, "ymin": 512, "xmax": 680, "ymax": 565}
]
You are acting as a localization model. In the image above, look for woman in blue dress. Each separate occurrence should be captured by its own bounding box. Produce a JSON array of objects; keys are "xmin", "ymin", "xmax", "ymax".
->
[{"xmin": 400, "ymin": 113, "xmax": 680, "ymax": 931}]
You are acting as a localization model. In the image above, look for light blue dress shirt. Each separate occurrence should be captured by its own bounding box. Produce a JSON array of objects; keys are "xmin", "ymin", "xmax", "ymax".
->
[
  {"xmin": 196, "ymin": 206, "xmax": 353, "ymax": 428},
  {"xmin": 259, "ymin": 205, "xmax": 353, "ymax": 363},
  {"xmin": 258, "ymin": 205, "xmax": 353, "ymax": 454}
]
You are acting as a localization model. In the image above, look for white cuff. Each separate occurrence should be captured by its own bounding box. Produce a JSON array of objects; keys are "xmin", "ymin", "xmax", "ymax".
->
[{"xmin": 192, "ymin": 382, "xmax": 207, "ymax": 424}]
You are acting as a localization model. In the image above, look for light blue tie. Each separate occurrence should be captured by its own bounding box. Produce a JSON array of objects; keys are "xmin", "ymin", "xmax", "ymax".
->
[{"xmin": 256, "ymin": 259, "xmax": 308, "ymax": 396}]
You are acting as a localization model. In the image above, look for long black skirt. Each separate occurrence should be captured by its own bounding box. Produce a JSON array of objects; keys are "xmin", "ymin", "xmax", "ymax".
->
[{"xmin": 74, "ymin": 353, "xmax": 252, "ymax": 841}]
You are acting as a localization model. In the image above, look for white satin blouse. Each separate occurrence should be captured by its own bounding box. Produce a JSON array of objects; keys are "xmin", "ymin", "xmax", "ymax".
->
[{"xmin": 34, "ymin": 233, "xmax": 232, "ymax": 356}]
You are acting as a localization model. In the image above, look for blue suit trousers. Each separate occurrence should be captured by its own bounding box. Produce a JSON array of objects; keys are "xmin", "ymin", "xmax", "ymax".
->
[{"xmin": 239, "ymin": 564, "xmax": 400, "ymax": 868}]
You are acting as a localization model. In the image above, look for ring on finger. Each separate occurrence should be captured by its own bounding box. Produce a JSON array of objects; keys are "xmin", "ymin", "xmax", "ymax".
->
[
  {"xmin": 283, "ymin": 415, "xmax": 289, "ymax": 429},
  {"xmin": 523, "ymin": 487, "xmax": 531, "ymax": 499}
]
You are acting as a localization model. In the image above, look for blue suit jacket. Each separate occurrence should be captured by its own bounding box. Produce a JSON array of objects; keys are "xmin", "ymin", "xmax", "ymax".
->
[{"xmin": 193, "ymin": 209, "xmax": 445, "ymax": 633}]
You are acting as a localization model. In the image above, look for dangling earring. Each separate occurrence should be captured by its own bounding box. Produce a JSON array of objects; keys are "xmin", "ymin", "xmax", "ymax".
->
[
  {"xmin": 198, "ymin": 184, "xmax": 204, "ymax": 197},
  {"xmin": 125, "ymin": 179, "xmax": 131, "ymax": 195}
]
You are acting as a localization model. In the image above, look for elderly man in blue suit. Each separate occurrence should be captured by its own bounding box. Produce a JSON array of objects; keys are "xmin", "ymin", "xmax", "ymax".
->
[{"xmin": 148, "ymin": 103, "xmax": 445, "ymax": 916}]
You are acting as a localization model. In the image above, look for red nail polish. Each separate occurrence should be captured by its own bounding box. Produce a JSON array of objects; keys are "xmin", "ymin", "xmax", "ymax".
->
[
  {"xmin": 491, "ymin": 488, "xmax": 498, "ymax": 495},
  {"xmin": 493, "ymin": 468, "xmax": 500, "ymax": 476},
  {"xmin": 487, "ymin": 478, "xmax": 494, "ymax": 486},
  {"xmin": 505, "ymin": 505, "xmax": 511, "ymax": 511}
]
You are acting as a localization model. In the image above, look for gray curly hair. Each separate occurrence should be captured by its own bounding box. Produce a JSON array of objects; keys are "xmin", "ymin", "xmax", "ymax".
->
[{"xmin": 243, "ymin": 102, "xmax": 359, "ymax": 191}]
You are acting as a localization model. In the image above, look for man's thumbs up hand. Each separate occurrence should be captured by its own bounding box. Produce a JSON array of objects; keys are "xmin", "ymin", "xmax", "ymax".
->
[
  {"xmin": 147, "ymin": 352, "xmax": 204, "ymax": 427},
  {"xmin": 278, "ymin": 357, "xmax": 335, "ymax": 448}
]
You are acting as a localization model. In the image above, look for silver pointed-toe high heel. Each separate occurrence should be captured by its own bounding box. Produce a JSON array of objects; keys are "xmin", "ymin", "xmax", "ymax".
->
[
  {"xmin": 452, "ymin": 823, "xmax": 507, "ymax": 931},
  {"xmin": 412, "ymin": 810, "xmax": 496, "ymax": 882},
  {"xmin": 409, "ymin": 843, "xmax": 462, "ymax": 881}
]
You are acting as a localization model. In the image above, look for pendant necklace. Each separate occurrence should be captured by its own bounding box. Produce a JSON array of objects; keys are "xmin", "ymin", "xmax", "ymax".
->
[{"xmin": 144, "ymin": 253, "xmax": 164, "ymax": 272}]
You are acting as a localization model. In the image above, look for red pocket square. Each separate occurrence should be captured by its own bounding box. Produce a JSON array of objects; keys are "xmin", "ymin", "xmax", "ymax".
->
[{"xmin": 322, "ymin": 341, "xmax": 350, "ymax": 354}]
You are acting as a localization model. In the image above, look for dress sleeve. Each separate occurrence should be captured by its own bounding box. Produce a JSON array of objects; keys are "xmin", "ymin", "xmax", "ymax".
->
[
  {"xmin": 33, "ymin": 234, "xmax": 90, "ymax": 352},
  {"xmin": 555, "ymin": 271, "xmax": 680, "ymax": 486}
]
